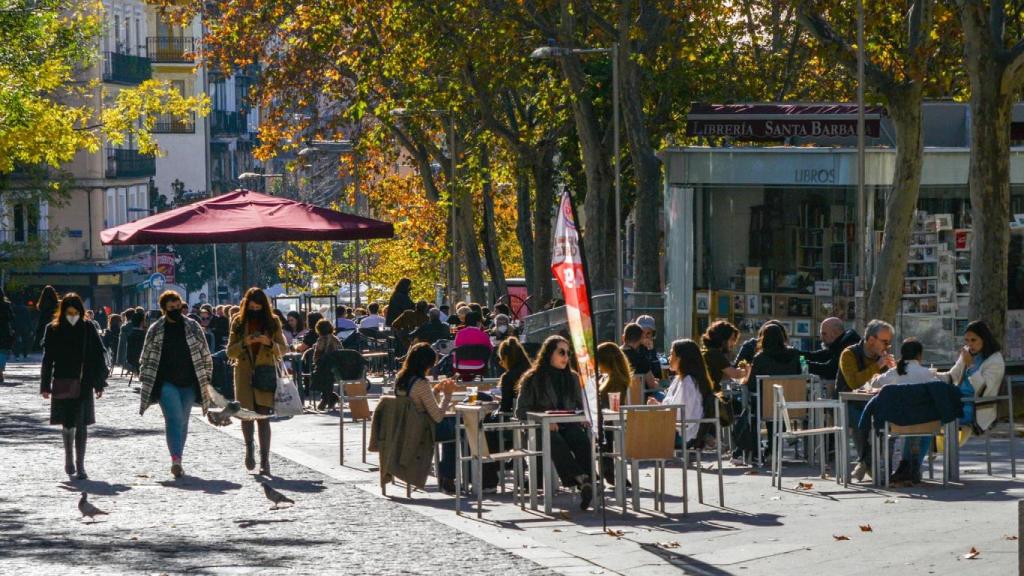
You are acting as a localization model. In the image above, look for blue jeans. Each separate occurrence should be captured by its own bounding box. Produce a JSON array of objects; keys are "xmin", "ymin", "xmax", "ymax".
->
[
  {"xmin": 159, "ymin": 383, "xmax": 196, "ymax": 460},
  {"xmin": 901, "ymin": 437, "xmax": 932, "ymax": 466},
  {"xmin": 0, "ymin": 350, "xmax": 7, "ymax": 371}
]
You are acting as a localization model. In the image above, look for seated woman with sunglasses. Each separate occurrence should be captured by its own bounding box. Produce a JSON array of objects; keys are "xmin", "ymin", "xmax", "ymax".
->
[{"xmin": 514, "ymin": 335, "xmax": 594, "ymax": 510}]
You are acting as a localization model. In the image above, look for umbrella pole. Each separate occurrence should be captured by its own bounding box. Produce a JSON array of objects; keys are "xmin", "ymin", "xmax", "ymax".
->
[{"xmin": 240, "ymin": 242, "xmax": 248, "ymax": 290}]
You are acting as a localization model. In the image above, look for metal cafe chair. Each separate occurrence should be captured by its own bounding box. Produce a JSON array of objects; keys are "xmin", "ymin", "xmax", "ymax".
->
[
  {"xmin": 771, "ymin": 384, "xmax": 846, "ymax": 490},
  {"xmin": 454, "ymin": 404, "xmax": 540, "ymax": 518},
  {"xmin": 614, "ymin": 403, "xmax": 684, "ymax": 514},
  {"xmin": 756, "ymin": 375, "xmax": 813, "ymax": 466}
]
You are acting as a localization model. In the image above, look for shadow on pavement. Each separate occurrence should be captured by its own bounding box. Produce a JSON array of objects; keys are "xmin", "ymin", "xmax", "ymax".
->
[
  {"xmin": 157, "ymin": 475, "xmax": 243, "ymax": 495},
  {"xmin": 88, "ymin": 425, "xmax": 163, "ymax": 440},
  {"xmin": 0, "ymin": 500, "xmax": 29, "ymax": 533},
  {"xmin": 235, "ymin": 518, "xmax": 295, "ymax": 528},
  {"xmin": 639, "ymin": 543, "xmax": 739, "ymax": 576},
  {"xmin": 58, "ymin": 480, "xmax": 133, "ymax": 496},
  {"xmin": 258, "ymin": 477, "xmax": 327, "ymax": 494},
  {"xmin": 0, "ymin": 531, "xmax": 330, "ymax": 573},
  {"xmin": 0, "ymin": 414, "xmax": 55, "ymax": 446}
]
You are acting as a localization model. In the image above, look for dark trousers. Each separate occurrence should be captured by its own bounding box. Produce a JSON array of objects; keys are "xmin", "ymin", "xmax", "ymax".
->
[
  {"xmin": 849, "ymin": 404, "xmax": 872, "ymax": 466},
  {"xmin": 547, "ymin": 424, "xmax": 592, "ymax": 487}
]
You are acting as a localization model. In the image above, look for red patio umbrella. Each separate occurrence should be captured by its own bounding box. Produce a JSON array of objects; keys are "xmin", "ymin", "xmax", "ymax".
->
[
  {"xmin": 101, "ymin": 189, "xmax": 394, "ymax": 245},
  {"xmin": 100, "ymin": 189, "xmax": 394, "ymax": 289}
]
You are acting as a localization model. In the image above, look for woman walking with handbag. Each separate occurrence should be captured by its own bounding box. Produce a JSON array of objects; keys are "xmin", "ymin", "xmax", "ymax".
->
[
  {"xmin": 39, "ymin": 293, "xmax": 109, "ymax": 480},
  {"xmin": 227, "ymin": 288, "xmax": 288, "ymax": 476},
  {"xmin": 137, "ymin": 291, "xmax": 213, "ymax": 478}
]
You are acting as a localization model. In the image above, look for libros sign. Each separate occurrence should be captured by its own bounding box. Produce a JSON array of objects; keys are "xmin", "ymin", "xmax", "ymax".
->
[{"xmin": 686, "ymin": 103, "xmax": 884, "ymax": 141}]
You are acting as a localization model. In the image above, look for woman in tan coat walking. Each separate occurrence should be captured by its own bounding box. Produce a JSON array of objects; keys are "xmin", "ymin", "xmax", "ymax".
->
[{"xmin": 227, "ymin": 288, "xmax": 288, "ymax": 476}]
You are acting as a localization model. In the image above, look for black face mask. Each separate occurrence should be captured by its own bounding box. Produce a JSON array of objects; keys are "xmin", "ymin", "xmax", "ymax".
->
[{"xmin": 167, "ymin": 308, "xmax": 183, "ymax": 321}]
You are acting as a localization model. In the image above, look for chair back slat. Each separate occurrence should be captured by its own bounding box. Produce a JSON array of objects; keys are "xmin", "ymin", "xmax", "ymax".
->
[
  {"xmin": 456, "ymin": 405, "xmax": 489, "ymax": 458},
  {"xmin": 628, "ymin": 375, "xmax": 645, "ymax": 406},
  {"xmin": 344, "ymin": 381, "xmax": 371, "ymax": 421},
  {"xmin": 760, "ymin": 376, "xmax": 808, "ymax": 420},
  {"xmin": 890, "ymin": 420, "xmax": 941, "ymax": 435},
  {"xmin": 624, "ymin": 407, "xmax": 676, "ymax": 460}
]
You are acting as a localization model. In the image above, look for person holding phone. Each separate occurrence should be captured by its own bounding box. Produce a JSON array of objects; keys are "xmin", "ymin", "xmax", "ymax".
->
[{"xmin": 227, "ymin": 287, "xmax": 288, "ymax": 476}]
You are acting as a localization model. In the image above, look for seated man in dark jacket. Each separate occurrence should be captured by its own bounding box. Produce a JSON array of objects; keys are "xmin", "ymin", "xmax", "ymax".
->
[
  {"xmin": 802, "ymin": 317, "xmax": 861, "ymax": 381},
  {"xmin": 410, "ymin": 309, "xmax": 451, "ymax": 345}
]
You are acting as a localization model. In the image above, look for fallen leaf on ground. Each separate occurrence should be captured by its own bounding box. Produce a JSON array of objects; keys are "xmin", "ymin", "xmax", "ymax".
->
[
  {"xmin": 795, "ymin": 482, "xmax": 813, "ymax": 490},
  {"xmin": 658, "ymin": 541, "xmax": 681, "ymax": 549},
  {"xmin": 1005, "ymin": 535, "xmax": 1019, "ymax": 541},
  {"xmin": 607, "ymin": 529, "xmax": 625, "ymax": 537},
  {"xmin": 558, "ymin": 511, "xmax": 571, "ymax": 521},
  {"xmin": 859, "ymin": 525, "xmax": 873, "ymax": 532},
  {"xmin": 833, "ymin": 535, "xmax": 850, "ymax": 541},
  {"xmin": 553, "ymin": 529, "xmax": 562, "ymax": 533},
  {"xmin": 963, "ymin": 547, "xmax": 980, "ymax": 560}
]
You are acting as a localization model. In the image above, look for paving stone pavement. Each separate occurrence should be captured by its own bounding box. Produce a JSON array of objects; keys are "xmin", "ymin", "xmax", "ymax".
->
[{"xmin": 0, "ymin": 361, "xmax": 555, "ymax": 575}]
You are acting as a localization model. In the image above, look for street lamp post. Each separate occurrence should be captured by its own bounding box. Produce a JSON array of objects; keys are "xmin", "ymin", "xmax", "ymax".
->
[
  {"xmin": 299, "ymin": 139, "xmax": 361, "ymax": 306},
  {"xmin": 531, "ymin": 43, "xmax": 623, "ymax": 339},
  {"xmin": 236, "ymin": 172, "xmax": 283, "ymax": 288},
  {"xmin": 390, "ymin": 107, "xmax": 459, "ymax": 307}
]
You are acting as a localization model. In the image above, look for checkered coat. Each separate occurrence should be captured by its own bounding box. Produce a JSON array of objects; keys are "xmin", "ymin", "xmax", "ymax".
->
[{"xmin": 138, "ymin": 316, "xmax": 213, "ymax": 416}]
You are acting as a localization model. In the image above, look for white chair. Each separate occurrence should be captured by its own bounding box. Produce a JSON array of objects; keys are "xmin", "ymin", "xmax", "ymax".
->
[
  {"xmin": 961, "ymin": 375, "xmax": 1017, "ymax": 477},
  {"xmin": 678, "ymin": 399, "xmax": 725, "ymax": 508},
  {"xmin": 771, "ymin": 384, "xmax": 846, "ymax": 490},
  {"xmin": 756, "ymin": 375, "xmax": 812, "ymax": 466},
  {"xmin": 454, "ymin": 404, "xmax": 540, "ymax": 518}
]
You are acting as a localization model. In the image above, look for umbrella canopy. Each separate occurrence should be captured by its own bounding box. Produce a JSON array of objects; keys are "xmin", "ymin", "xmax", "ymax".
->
[{"xmin": 101, "ymin": 189, "xmax": 394, "ymax": 245}]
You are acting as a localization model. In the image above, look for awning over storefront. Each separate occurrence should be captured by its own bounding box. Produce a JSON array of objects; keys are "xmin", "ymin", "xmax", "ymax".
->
[{"xmin": 686, "ymin": 103, "xmax": 886, "ymax": 140}]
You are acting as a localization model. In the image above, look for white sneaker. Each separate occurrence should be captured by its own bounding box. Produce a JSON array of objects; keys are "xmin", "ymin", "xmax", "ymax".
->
[{"xmin": 851, "ymin": 462, "xmax": 872, "ymax": 482}]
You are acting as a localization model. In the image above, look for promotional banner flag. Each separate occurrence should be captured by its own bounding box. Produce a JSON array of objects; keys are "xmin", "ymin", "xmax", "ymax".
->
[{"xmin": 550, "ymin": 190, "xmax": 599, "ymax": 432}]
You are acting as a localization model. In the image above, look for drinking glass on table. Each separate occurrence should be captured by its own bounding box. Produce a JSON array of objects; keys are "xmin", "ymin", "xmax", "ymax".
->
[
  {"xmin": 608, "ymin": 392, "xmax": 621, "ymax": 411},
  {"xmin": 467, "ymin": 386, "xmax": 478, "ymax": 404}
]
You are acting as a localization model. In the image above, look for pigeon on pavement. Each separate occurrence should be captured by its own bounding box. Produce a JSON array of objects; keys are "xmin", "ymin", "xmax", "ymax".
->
[
  {"xmin": 261, "ymin": 482, "xmax": 295, "ymax": 509},
  {"xmin": 78, "ymin": 492, "xmax": 108, "ymax": 522}
]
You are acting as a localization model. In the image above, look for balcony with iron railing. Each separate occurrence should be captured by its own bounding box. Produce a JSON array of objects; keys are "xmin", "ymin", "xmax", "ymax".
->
[
  {"xmin": 152, "ymin": 112, "xmax": 196, "ymax": 134},
  {"xmin": 146, "ymin": 36, "xmax": 196, "ymax": 63},
  {"xmin": 102, "ymin": 51, "xmax": 152, "ymax": 84},
  {"xmin": 210, "ymin": 109, "xmax": 246, "ymax": 137},
  {"xmin": 106, "ymin": 148, "xmax": 156, "ymax": 179}
]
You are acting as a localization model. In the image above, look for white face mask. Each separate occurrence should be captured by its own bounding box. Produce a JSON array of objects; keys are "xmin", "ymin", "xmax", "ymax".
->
[
  {"xmin": 497, "ymin": 324, "xmax": 508, "ymax": 334},
  {"xmin": 66, "ymin": 314, "xmax": 80, "ymax": 326}
]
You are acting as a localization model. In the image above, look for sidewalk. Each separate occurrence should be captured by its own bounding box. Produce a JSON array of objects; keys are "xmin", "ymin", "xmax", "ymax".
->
[
  {"xmin": 227, "ymin": 383, "xmax": 1024, "ymax": 576},
  {"xmin": 0, "ymin": 362, "xmax": 553, "ymax": 576}
]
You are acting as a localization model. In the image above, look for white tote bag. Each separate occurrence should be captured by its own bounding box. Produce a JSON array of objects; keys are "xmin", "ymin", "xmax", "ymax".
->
[{"xmin": 273, "ymin": 362, "xmax": 304, "ymax": 417}]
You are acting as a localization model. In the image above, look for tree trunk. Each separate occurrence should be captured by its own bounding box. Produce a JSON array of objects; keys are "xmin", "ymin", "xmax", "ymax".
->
[
  {"xmin": 457, "ymin": 186, "xmax": 487, "ymax": 305},
  {"xmin": 479, "ymin": 147, "xmax": 508, "ymax": 302},
  {"xmin": 514, "ymin": 158, "xmax": 536, "ymax": 302},
  {"xmin": 557, "ymin": 1, "xmax": 615, "ymax": 291},
  {"xmin": 957, "ymin": 0, "xmax": 1016, "ymax": 340},
  {"xmin": 617, "ymin": 38, "xmax": 663, "ymax": 294},
  {"xmin": 965, "ymin": 70, "xmax": 1012, "ymax": 340},
  {"xmin": 531, "ymin": 144, "xmax": 556, "ymax": 307},
  {"xmin": 867, "ymin": 90, "xmax": 925, "ymax": 322}
]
